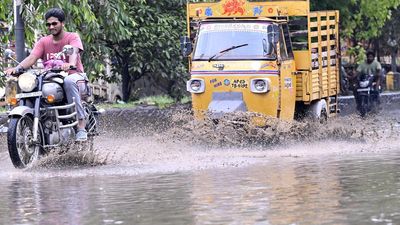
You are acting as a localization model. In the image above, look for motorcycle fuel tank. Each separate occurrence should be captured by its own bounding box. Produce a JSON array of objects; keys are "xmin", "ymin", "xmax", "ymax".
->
[{"xmin": 42, "ymin": 82, "xmax": 64, "ymax": 103}]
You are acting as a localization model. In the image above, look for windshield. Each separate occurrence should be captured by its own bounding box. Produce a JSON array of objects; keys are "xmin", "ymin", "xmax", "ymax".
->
[{"xmin": 193, "ymin": 22, "xmax": 275, "ymax": 61}]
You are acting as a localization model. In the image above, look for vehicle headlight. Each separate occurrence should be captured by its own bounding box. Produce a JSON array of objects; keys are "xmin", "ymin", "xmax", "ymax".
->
[
  {"xmin": 187, "ymin": 79, "xmax": 205, "ymax": 93},
  {"xmin": 251, "ymin": 78, "xmax": 270, "ymax": 93},
  {"xmin": 18, "ymin": 72, "xmax": 37, "ymax": 92},
  {"xmin": 359, "ymin": 80, "xmax": 369, "ymax": 88}
]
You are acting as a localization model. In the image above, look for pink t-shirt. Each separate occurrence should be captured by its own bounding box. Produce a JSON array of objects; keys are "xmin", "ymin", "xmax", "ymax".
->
[{"xmin": 31, "ymin": 32, "xmax": 84, "ymax": 72}]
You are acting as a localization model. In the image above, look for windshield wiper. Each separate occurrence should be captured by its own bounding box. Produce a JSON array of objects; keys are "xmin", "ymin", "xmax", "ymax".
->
[{"xmin": 208, "ymin": 44, "xmax": 249, "ymax": 62}]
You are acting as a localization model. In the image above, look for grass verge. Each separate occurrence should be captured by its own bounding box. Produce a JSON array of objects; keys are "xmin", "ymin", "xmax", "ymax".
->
[{"xmin": 97, "ymin": 95, "xmax": 191, "ymax": 110}]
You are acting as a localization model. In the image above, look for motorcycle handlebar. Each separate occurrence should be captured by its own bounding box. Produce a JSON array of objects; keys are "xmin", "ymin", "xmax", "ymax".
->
[
  {"xmin": 8, "ymin": 68, "xmax": 25, "ymax": 76},
  {"xmin": 49, "ymin": 65, "xmax": 77, "ymax": 73}
]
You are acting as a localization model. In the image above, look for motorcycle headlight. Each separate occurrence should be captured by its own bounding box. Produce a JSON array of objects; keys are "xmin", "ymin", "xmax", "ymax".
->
[
  {"xmin": 18, "ymin": 72, "xmax": 37, "ymax": 92},
  {"xmin": 251, "ymin": 78, "xmax": 270, "ymax": 93},
  {"xmin": 187, "ymin": 79, "xmax": 205, "ymax": 93}
]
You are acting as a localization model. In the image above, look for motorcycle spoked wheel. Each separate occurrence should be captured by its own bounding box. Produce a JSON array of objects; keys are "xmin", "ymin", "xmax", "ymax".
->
[
  {"xmin": 83, "ymin": 103, "xmax": 98, "ymax": 135},
  {"xmin": 7, "ymin": 116, "xmax": 44, "ymax": 169}
]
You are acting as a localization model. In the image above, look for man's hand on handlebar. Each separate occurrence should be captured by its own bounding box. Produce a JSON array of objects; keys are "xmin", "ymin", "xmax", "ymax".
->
[
  {"xmin": 4, "ymin": 65, "xmax": 24, "ymax": 76},
  {"xmin": 61, "ymin": 63, "xmax": 77, "ymax": 71}
]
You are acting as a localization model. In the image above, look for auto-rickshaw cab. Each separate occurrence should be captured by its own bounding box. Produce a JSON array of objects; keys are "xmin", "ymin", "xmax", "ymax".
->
[{"xmin": 182, "ymin": 0, "xmax": 340, "ymax": 121}]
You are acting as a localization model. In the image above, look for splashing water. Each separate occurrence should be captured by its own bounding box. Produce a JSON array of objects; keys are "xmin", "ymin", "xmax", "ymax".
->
[{"xmin": 1, "ymin": 107, "xmax": 399, "ymax": 170}]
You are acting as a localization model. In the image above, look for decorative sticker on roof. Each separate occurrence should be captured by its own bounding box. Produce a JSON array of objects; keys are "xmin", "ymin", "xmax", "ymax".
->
[
  {"xmin": 205, "ymin": 7, "xmax": 213, "ymax": 16},
  {"xmin": 188, "ymin": 0, "xmax": 307, "ymax": 18},
  {"xmin": 222, "ymin": 0, "xmax": 246, "ymax": 16},
  {"xmin": 253, "ymin": 6, "xmax": 263, "ymax": 16}
]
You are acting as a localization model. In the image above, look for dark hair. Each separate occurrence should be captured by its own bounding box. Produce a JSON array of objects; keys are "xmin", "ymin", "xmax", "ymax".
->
[
  {"xmin": 366, "ymin": 50, "xmax": 375, "ymax": 58},
  {"xmin": 45, "ymin": 8, "xmax": 65, "ymax": 22}
]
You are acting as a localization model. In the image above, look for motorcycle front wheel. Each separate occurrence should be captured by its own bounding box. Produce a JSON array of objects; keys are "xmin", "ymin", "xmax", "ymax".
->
[
  {"xmin": 7, "ymin": 116, "xmax": 44, "ymax": 169},
  {"xmin": 359, "ymin": 95, "xmax": 368, "ymax": 117}
]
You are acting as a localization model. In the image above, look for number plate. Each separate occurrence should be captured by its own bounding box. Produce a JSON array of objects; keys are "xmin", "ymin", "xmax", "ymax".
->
[{"xmin": 16, "ymin": 91, "xmax": 43, "ymax": 99}]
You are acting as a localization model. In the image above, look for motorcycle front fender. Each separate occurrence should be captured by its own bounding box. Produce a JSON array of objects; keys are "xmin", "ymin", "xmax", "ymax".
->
[{"xmin": 8, "ymin": 106, "xmax": 34, "ymax": 118}]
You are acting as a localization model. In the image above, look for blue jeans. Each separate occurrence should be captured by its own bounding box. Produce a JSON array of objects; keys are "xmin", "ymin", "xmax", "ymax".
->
[{"xmin": 64, "ymin": 73, "xmax": 88, "ymax": 120}]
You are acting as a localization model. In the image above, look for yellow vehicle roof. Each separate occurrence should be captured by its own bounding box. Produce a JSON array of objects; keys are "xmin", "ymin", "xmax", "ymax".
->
[{"xmin": 188, "ymin": 0, "xmax": 310, "ymax": 18}]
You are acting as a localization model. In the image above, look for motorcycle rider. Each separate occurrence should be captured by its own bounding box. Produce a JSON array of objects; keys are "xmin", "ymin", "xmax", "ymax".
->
[
  {"xmin": 4, "ymin": 8, "xmax": 88, "ymax": 141},
  {"xmin": 354, "ymin": 50, "xmax": 382, "ymax": 111}
]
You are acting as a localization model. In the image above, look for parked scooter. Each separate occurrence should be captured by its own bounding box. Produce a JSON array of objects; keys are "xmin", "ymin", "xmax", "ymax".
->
[
  {"xmin": 4, "ymin": 45, "xmax": 99, "ymax": 168},
  {"xmin": 356, "ymin": 73, "xmax": 380, "ymax": 117}
]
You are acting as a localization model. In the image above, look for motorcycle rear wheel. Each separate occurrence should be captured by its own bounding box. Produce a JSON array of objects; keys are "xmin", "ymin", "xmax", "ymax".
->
[
  {"xmin": 83, "ymin": 103, "xmax": 98, "ymax": 134},
  {"xmin": 7, "ymin": 116, "xmax": 44, "ymax": 169}
]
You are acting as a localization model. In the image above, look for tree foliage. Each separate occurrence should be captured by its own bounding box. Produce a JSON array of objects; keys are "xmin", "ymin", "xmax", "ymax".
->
[
  {"xmin": 311, "ymin": 0, "xmax": 400, "ymax": 62},
  {"xmin": 2, "ymin": 1, "xmax": 400, "ymax": 100},
  {"xmin": 311, "ymin": 0, "xmax": 400, "ymax": 42},
  {"xmin": 108, "ymin": 1, "xmax": 187, "ymax": 101},
  {"xmin": 0, "ymin": 0, "xmax": 188, "ymax": 101}
]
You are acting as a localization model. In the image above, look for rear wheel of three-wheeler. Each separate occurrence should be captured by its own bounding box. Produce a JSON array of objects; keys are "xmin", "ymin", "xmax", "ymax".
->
[{"xmin": 307, "ymin": 99, "xmax": 328, "ymax": 123}]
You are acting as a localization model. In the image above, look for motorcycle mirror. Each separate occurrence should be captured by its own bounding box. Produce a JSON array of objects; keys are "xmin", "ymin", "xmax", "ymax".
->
[
  {"xmin": 4, "ymin": 49, "xmax": 15, "ymax": 60},
  {"xmin": 62, "ymin": 45, "xmax": 74, "ymax": 56},
  {"xmin": 4, "ymin": 49, "xmax": 20, "ymax": 64}
]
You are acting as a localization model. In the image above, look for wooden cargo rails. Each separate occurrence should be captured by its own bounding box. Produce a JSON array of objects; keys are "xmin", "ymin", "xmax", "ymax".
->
[{"xmin": 292, "ymin": 11, "xmax": 340, "ymax": 112}]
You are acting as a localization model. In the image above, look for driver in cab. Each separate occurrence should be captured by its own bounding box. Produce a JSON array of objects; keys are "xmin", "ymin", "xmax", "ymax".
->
[{"xmin": 4, "ymin": 8, "xmax": 89, "ymax": 141}]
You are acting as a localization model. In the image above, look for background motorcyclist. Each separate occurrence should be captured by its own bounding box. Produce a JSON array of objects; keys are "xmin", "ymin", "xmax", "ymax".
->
[
  {"xmin": 354, "ymin": 50, "xmax": 382, "ymax": 110},
  {"xmin": 4, "ymin": 8, "xmax": 89, "ymax": 141}
]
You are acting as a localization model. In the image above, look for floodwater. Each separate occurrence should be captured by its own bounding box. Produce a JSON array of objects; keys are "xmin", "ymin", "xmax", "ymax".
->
[{"xmin": 0, "ymin": 108, "xmax": 399, "ymax": 225}]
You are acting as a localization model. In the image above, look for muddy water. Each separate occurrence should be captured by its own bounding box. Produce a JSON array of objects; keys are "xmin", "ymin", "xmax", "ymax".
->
[{"xmin": 0, "ymin": 107, "xmax": 399, "ymax": 224}]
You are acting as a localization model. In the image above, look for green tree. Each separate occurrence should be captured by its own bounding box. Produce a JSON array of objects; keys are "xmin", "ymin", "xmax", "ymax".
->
[
  {"xmin": 112, "ymin": 1, "xmax": 187, "ymax": 101},
  {"xmin": 0, "ymin": 0, "xmax": 12, "ymax": 43},
  {"xmin": 378, "ymin": 8, "xmax": 400, "ymax": 71},
  {"xmin": 0, "ymin": 0, "xmax": 139, "ymax": 98},
  {"xmin": 311, "ymin": 0, "xmax": 400, "ymax": 42},
  {"xmin": 1, "ymin": 0, "xmax": 188, "ymax": 102}
]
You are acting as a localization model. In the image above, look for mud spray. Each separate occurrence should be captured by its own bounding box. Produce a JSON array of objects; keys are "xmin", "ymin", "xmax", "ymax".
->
[{"xmin": 3, "ymin": 107, "xmax": 400, "ymax": 170}]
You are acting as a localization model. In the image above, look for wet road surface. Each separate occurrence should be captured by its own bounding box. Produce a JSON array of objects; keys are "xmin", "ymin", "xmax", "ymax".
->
[{"xmin": 0, "ymin": 107, "xmax": 399, "ymax": 224}]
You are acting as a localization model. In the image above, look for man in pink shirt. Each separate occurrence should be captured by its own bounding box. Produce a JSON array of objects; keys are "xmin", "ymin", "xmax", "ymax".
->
[{"xmin": 5, "ymin": 8, "xmax": 89, "ymax": 141}]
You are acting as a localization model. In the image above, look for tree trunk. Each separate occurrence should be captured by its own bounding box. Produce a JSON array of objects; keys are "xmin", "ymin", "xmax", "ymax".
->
[
  {"xmin": 167, "ymin": 79, "xmax": 177, "ymax": 99},
  {"xmin": 374, "ymin": 39, "xmax": 380, "ymax": 62},
  {"xmin": 121, "ymin": 56, "xmax": 131, "ymax": 102},
  {"xmin": 391, "ymin": 48, "xmax": 398, "ymax": 73}
]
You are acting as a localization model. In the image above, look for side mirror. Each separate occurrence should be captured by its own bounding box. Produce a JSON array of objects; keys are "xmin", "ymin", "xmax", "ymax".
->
[
  {"xmin": 180, "ymin": 36, "xmax": 193, "ymax": 57},
  {"xmin": 264, "ymin": 24, "xmax": 280, "ymax": 57},
  {"xmin": 4, "ymin": 49, "xmax": 20, "ymax": 64},
  {"xmin": 62, "ymin": 45, "xmax": 75, "ymax": 56},
  {"xmin": 263, "ymin": 39, "xmax": 273, "ymax": 56},
  {"xmin": 267, "ymin": 24, "xmax": 280, "ymax": 44},
  {"xmin": 4, "ymin": 49, "xmax": 15, "ymax": 60}
]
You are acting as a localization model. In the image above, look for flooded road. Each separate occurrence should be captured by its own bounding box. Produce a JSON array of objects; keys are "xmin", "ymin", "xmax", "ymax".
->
[{"xmin": 0, "ymin": 107, "xmax": 399, "ymax": 224}]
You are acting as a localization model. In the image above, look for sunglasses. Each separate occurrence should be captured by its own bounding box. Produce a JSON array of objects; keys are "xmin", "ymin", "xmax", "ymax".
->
[{"xmin": 46, "ymin": 22, "xmax": 59, "ymax": 27}]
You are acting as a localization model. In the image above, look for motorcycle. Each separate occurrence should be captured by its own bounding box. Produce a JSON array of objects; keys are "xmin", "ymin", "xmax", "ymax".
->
[
  {"xmin": 4, "ymin": 45, "xmax": 99, "ymax": 169},
  {"xmin": 356, "ymin": 73, "xmax": 380, "ymax": 117}
]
